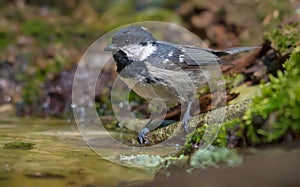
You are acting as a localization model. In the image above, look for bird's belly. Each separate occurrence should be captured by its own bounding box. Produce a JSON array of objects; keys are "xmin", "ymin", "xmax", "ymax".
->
[{"xmin": 120, "ymin": 77, "xmax": 178, "ymax": 103}]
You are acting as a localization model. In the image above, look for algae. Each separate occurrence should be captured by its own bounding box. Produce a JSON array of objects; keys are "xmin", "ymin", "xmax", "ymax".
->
[{"xmin": 3, "ymin": 142, "xmax": 35, "ymax": 150}]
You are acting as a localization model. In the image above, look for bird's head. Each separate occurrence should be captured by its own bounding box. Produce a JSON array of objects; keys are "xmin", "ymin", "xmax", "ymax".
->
[{"xmin": 104, "ymin": 26, "xmax": 156, "ymax": 52}]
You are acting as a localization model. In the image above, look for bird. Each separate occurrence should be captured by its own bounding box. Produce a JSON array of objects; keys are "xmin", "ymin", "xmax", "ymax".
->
[{"xmin": 104, "ymin": 26, "xmax": 258, "ymax": 145}]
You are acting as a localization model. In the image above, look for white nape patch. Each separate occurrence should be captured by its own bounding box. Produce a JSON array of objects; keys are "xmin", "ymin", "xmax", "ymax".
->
[
  {"xmin": 121, "ymin": 43, "xmax": 157, "ymax": 61},
  {"xmin": 179, "ymin": 54, "xmax": 184, "ymax": 62},
  {"xmin": 162, "ymin": 59, "xmax": 169, "ymax": 64},
  {"xmin": 141, "ymin": 26, "xmax": 148, "ymax": 31},
  {"xmin": 168, "ymin": 51, "xmax": 173, "ymax": 57}
]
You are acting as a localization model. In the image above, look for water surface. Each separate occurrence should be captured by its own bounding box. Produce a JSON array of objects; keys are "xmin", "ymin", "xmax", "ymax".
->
[{"xmin": 0, "ymin": 117, "xmax": 153, "ymax": 187}]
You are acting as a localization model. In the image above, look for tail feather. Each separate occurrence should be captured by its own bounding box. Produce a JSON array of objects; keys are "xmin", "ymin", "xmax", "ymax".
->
[
  {"xmin": 211, "ymin": 46, "xmax": 260, "ymax": 57},
  {"xmin": 218, "ymin": 59, "xmax": 235, "ymax": 66}
]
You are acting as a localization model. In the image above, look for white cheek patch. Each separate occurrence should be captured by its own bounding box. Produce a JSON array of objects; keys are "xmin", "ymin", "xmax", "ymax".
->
[{"xmin": 121, "ymin": 44, "xmax": 157, "ymax": 61}]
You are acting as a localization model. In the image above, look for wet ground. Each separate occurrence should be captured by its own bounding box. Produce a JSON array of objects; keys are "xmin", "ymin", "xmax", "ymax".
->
[
  {"xmin": 0, "ymin": 117, "xmax": 153, "ymax": 187},
  {"xmin": 1, "ymin": 117, "xmax": 300, "ymax": 187}
]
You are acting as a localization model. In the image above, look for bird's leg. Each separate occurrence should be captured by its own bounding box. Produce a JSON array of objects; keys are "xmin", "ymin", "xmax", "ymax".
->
[
  {"xmin": 138, "ymin": 117, "xmax": 154, "ymax": 145},
  {"xmin": 182, "ymin": 101, "xmax": 193, "ymax": 133},
  {"xmin": 138, "ymin": 98, "xmax": 167, "ymax": 145}
]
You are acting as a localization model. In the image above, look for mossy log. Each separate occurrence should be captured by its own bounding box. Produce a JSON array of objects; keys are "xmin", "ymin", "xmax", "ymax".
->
[{"xmin": 138, "ymin": 99, "xmax": 252, "ymax": 145}]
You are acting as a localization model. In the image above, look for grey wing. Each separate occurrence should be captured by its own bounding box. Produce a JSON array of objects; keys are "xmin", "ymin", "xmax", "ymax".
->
[
  {"xmin": 149, "ymin": 41, "xmax": 215, "ymax": 70},
  {"xmin": 181, "ymin": 45, "xmax": 223, "ymax": 66},
  {"xmin": 147, "ymin": 41, "xmax": 189, "ymax": 70},
  {"xmin": 182, "ymin": 45, "xmax": 260, "ymax": 66},
  {"xmin": 149, "ymin": 41, "xmax": 258, "ymax": 70},
  {"xmin": 156, "ymin": 41, "xmax": 226, "ymax": 68}
]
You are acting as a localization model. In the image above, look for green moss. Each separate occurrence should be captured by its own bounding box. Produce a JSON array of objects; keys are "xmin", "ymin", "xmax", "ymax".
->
[
  {"xmin": 186, "ymin": 124, "xmax": 207, "ymax": 146},
  {"xmin": 265, "ymin": 23, "xmax": 300, "ymax": 55},
  {"xmin": 3, "ymin": 142, "xmax": 35, "ymax": 150},
  {"xmin": 190, "ymin": 146, "xmax": 242, "ymax": 168},
  {"xmin": 185, "ymin": 124, "xmax": 224, "ymax": 150},
  {"xmin": 242, "ymin": 47, "xmax": 300, "ymax": 145},
  {"xmin": 184, "ymin": 118, "xmax": 241, "ymax": 152}
]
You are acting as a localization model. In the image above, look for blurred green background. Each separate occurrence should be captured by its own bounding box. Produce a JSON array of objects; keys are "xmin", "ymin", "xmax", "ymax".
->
[{"xmin": 0, "ymin": 0, "xmax": 296, "ymax": 117}]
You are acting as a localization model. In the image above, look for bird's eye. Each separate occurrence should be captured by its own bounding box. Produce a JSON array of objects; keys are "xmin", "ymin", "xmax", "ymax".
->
[{"xmin": 124, "ymin": 39, "xmax": 129, "ymax": 44}]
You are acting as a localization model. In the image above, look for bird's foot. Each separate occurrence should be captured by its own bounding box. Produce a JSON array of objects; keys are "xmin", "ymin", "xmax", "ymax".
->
[{"xmin": 138, "ymin": 127, "xmax": 150, "ymax": 145}]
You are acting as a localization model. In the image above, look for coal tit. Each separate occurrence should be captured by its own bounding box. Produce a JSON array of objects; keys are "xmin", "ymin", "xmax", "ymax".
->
[{"xmin": 104, "ymin": 26, "xmax": 257, "ymax": 144}]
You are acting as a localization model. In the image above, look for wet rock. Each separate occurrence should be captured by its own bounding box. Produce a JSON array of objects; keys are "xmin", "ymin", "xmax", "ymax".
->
[
  {"xmin": 0, "ymin": 78, "xmax": 21, "ymax": 105},
  {"xmin": 0, "ymin": 104, "xmax": 15, "ymax": 114},
  {"xmin": 42, "ymin": 70, "xmax": 74, "ymax": 115}
]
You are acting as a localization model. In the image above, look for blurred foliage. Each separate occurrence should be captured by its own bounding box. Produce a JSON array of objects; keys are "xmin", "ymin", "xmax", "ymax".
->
[
  {"xmin": 21, "ymin": 19, "xmax": 51, "ymax": 39},
  {"xmin": 0, "ymin": 31, "xmax": 12, "ymax": 50},
  {"xmin": 100, "ymin": 0, "xmax": 181, "ymax": 31},
  {"xmin": 0, "ymin": 0, "xmax": 298, "ymax": 129},
  {"xmin": 18, "ymin": 52, "xmax": 68, "ymax": 105},
  {"xmin": 257, "ymin": 0, "xmax": 293, "ymax": 29},
  {"xmin": 0, "ymin": 0, "xmax": 181, "ymax": 110}
]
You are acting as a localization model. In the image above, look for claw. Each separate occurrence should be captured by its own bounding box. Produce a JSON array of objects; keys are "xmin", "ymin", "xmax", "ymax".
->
[{"xmin": 138, "ymin": 127, "xmax": 150, "ymax": 145}]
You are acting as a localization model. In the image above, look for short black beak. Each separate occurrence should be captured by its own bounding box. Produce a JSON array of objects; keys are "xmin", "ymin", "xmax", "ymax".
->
[{"xmin": 104, "ymin": 44, "xmax": 118, "ymax": 51}]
